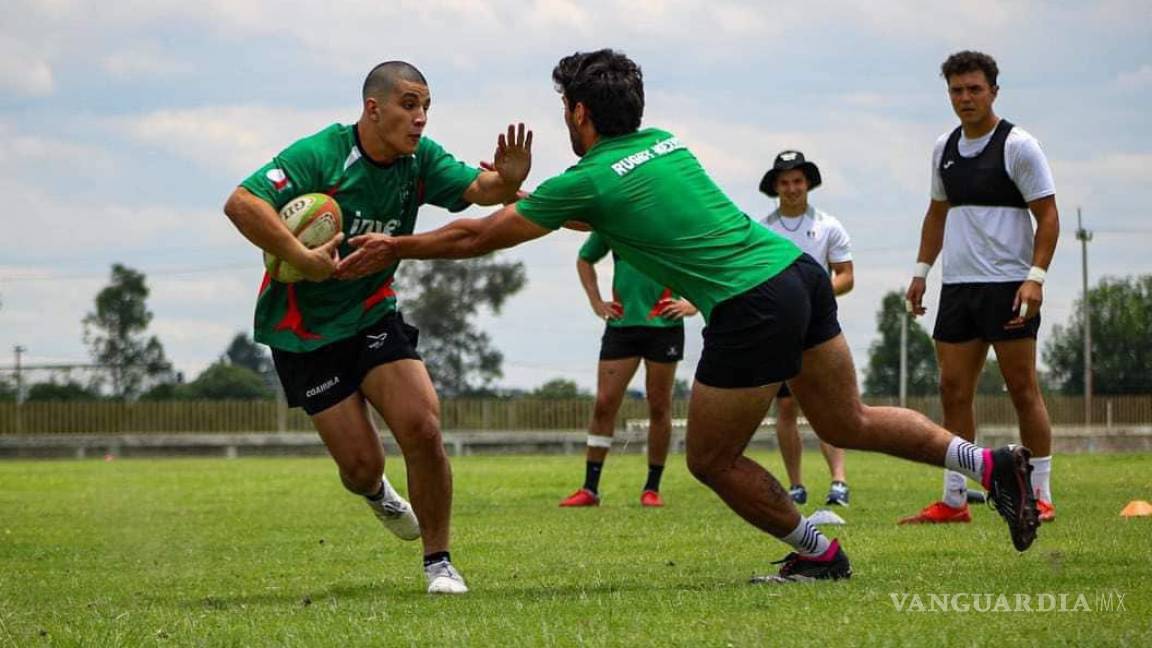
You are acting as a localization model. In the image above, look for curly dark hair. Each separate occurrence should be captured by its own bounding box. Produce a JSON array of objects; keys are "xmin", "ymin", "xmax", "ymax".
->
[
  {"xmin": 940, "ymin": 50, "xmax": 999, "ymax": 87},
  {"xmin": 552, "ymin": 49, "xmax": 644, "ymax": 137}
]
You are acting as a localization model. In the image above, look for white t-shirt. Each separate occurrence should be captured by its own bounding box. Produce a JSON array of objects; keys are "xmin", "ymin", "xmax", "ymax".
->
[
  {"xmin": 930, "ymin": 123, "xmax": 1056, "ymax": 284},
  {"xmin": 760, "ymin": 205, "xmax": 852, "ymax": 272}
]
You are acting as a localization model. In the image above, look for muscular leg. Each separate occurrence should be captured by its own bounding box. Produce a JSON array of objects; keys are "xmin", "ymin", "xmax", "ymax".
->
[
  {"xmin": 819, "ymin": 441, "xmax": 846, "ymax": 484},
  {"xmin": 642, "ymin": 359, "xmax": 676, "ymax": 467},
  {"xmin": 775, "ymin": 396, "xmax": 804, "ymax": 488},
  {"xmin": 310, "ymin": 393, "xmax": 387, "ymax": 496},
  {"xmin": 788, "ymin": 334, "xmax": 957, "ymax": 465},
  {"xmin": 936, "ymin": 340, "xmax": 990, "ymax": 443},
  {"xmin": 360, "ymin": 359, "xmax": 451, "ymax": 555},
  {"xmin": 994, "ymin": 338, "xmax": 1053, "ymax": 507},
  {"xmin": 992, "ymin": 339, "xmax": 1051, "ymax": 457},
  {"xmin": 586, "ymin": 357, "xmax": 642, "ymax": 463},
  {"xmin": 685, "ymin": 381, "xmax": 800, "ymax": 536}
]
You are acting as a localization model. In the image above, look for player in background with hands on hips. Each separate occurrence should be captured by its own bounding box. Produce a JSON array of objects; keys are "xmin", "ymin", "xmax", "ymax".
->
[
  {"xmin": 758, "ymin": 151, "xmax": 853, "ymax": 509},
  {"xmin": 559, "ymin": 231, "xmax": 697, "ymax": 509},
  {"xmin": 223, "ymin": 60, "xmax": 533, "ymax": 594},
  {"xmin": 338, "ymin": 49, "xmax": 1040, "ymax": 582},
  {"xmin": 902, "ymin": 50, "xmax": 1059, "ymax": 525}
]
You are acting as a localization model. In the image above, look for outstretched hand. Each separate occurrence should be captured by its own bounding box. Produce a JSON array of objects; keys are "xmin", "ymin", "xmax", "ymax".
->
[
  {"xmin": 492, "ymin": 123, "xmax": 533, "ymax": 186},
  {"xmin": 334, "ymin": 234, "xmax": 399, "ymax": 280}
]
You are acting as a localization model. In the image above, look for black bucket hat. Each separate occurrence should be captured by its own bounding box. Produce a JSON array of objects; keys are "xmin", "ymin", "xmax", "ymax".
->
[{"xmin": 758, "ymin": 150, "xmax": 822, "ymax": 197}]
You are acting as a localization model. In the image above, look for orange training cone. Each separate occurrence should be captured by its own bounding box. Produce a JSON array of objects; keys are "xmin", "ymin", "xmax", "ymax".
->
[{"xmin": 1120, "ymin": 500, "xmax": 1152, "ymax": 517}]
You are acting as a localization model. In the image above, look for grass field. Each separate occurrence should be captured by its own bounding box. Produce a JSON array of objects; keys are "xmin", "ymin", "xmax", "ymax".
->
[{"xmin": 1, "ymin": 450, "xmax": 1149, "ymax": 646}]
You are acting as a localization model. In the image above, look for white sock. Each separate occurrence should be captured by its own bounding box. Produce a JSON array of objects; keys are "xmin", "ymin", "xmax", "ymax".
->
[
  {"xmin": 944, "ymin": 437, "xmax": 987, "ymax": 486},
  {"xmin": 1030, "ymin": 456, "xmax": 1052, "ymax": 503},
  {"xmin": 941, "ymin": 470, "xmax": 968, "ymax": 508},
  {"xmin": 781, "ymin": 516, "xmax": 833, "ymax": 558}
]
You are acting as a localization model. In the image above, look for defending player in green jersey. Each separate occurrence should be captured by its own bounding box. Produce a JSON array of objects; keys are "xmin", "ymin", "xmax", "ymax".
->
[
  {"xmin": 224, "ymin": 60, "xmax": 533, "ymax": 595},
  {"xmin": 559, "ymin": 232, "xmax": 697, "ymax": 509},
  {"xmin": 335, "ymin": 50, "xmax": 1040, "ymax": 583}
]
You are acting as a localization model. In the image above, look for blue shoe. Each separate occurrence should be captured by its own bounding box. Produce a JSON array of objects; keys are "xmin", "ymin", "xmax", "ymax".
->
[
  {"xmin": 789, "ymin": 484, "xmax": 808, "ymax": 505},
  {"xmin": 825, "ymin": 481, "xmax": 850, "ymax": 507}
]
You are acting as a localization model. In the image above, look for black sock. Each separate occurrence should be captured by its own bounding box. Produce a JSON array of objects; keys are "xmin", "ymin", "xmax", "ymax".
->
[
  {"xmin": 365, "ymin": 482, "xmax": 386, "ymax": 502},
  {"xmin": 583, "ymin": 461, "xmax": 604, "ymax": 493},
  {"xmin": 644, "ymin": 464, "xmax": 665, "ymax": 492},
  {"xmin": 423, "ymin": 551, "xmax": 451, "ymax": 567}
]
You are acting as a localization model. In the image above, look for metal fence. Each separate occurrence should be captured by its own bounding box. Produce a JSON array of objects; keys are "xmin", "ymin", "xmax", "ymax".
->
[{"xmin": 1, "ymin": 395, "xmax": 1150, "ymax": 435}]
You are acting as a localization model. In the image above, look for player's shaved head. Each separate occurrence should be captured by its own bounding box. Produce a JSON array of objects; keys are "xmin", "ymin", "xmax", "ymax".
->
[{"xmin": 362, "ymin": 61, "xmax": 428, "ymax": 101}]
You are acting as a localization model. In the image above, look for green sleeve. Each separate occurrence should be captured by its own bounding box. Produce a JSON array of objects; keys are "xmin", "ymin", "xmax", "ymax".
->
[
  {"xmin": 417, "ymin": 137, "xmax": 481, "ymax": 213},
  {"xmin": 516, "ymin": 168, "xmax": 598, "ymax": 230},
  {"xmin": 577, "ymin": 232, "xmax": 610, "ymax": 263},
  {"xmin": 239, "ymin": 136, "xmax": 326, "ymax": 211}
]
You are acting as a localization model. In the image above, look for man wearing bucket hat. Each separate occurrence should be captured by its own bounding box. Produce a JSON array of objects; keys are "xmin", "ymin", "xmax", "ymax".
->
[{"xmin": 759, "ymin": 151, "xmax": 854, "ymax": 510}]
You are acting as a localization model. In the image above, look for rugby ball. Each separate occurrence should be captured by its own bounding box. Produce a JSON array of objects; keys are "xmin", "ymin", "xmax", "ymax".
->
[{"xmin": 263, "ymin": 193, "xmax": 343, "ymax": 283}]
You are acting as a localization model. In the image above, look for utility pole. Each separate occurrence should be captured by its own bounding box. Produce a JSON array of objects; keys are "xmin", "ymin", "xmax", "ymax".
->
[
  {"xmin": 14, "ymin": 345, "xmax": 25, "ymax": 434},
  {"xmin": 899, "ymin": 312, "xmax": 908, "ymax": 408},
  {"xmin": 1076, "ymin": 208, "xmax": 1093, "ymax": 428}
]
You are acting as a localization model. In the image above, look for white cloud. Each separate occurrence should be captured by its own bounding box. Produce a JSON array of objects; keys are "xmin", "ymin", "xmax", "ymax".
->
[
  {"xmin": 1116, "ymin": 64, "xmax": 1152, "ymax": 90},
  {"xmin": 0, "ymin": 52, "xmax": 53, "ymax": 96},
  {"xmin": 120, "ymin": 105, "xmax": 347, "ymax": 177}
]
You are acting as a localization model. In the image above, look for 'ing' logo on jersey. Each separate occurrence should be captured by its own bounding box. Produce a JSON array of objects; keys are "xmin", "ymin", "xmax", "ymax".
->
[{"xmin": 349, "ymin": 215, "xmax": 402, "ymax": 236}]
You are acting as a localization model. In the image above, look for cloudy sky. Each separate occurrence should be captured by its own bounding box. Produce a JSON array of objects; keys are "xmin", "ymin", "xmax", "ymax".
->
[{"xmin": 1, "ymin": 0, "xmax": 1149, "ymax": 393}]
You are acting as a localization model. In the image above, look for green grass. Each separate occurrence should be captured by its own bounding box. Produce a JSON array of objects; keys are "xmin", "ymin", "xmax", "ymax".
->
[{"xmin": 0, "ymin": 451, "xmax": 1149, "ymax": 646}]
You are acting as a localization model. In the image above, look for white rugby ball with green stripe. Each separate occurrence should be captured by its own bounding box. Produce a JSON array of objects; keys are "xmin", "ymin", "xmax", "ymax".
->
[{"xmin": 263, "ymin": 193, "xmax": 343, "ymax": 283}]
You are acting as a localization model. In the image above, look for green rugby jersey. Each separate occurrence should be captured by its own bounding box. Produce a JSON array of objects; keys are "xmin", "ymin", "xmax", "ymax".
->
[
  {"xmin": 240, "ymin": 123, "xmax": 479, "ymax": 352},
  {"xmin": 517, "ymin": 128, "xmax": 801, "ymax": 322},
  {"xmin": 578, "ymin": 232, "xmax": 681, "ymax": 329}
]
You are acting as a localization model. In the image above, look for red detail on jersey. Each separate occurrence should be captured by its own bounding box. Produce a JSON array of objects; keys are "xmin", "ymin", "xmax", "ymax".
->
[
  {"xmin": 273, "ymin": 284, "xmax": 322, "ymax": 340},
  {"xmin": 325, "ymin": 183, "xmax": 342, "ymax": 196},
  {"xmin": 258, "ymin": 272, "xmax": 271, "ymax": 295},
  {"xmin": 362, "ymin": 278, "xmax": 396, "ymax": 312},
  {"xmin": 648, "ymin": 288, "xmax": 674, "ymax": 319}
]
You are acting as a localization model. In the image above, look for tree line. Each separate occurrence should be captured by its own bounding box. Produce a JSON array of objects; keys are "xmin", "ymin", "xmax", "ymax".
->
[{"xmin": 2, "ymin": 264, "xmax": 1148, "ymax": 401}]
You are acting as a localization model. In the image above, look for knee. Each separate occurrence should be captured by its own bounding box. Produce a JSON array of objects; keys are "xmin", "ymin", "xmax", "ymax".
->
[
  {"xmin": 398, "ymin": 415, "xmax": 445, "ymax": 459},
  {"xmin": 339, "ymin": 456, "xmax": 384, "ymax": 495},
  {"xmin": 647, "ymin": 398, "xmax": 672, "ymax": 423},
  {"xmin": 686, "ymin": 449, "xmax": 726, "ymax": 485},
  {"xmin": 938, "ymin": 375, "xmax": 974, "ymax": 409},
  {"xmin": 811, "ymin": 407, "xmax": 866, "ymax": 450},
  {"xmin": 592, "ymin": 397, "xmax": 620, "ymax": 424}
]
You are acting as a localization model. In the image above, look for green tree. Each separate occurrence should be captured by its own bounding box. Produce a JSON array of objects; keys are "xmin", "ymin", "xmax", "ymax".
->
[
  {"xmin": 184, "ymin": 362, "xmax": 273, "ymax": 400},
  {"xmin": 397, "ymin": 257, "xmax": 526, "ymax": 397},
  {"xmin": 82, "ymin": 264, "xmax": 173, "ymax": 399},
  {"xmin": 26, "ymin": 380, "xmax": 100, "ymax": 401},
  {"xmin": 1043, "ymin": 274, "xmax": 1152, "ymax": 394},
  {"xmin": 0, "ymin": 376, "xmax": 15, "ymax": 402},
  {"xmin": 863, "ymin": 291, "xmax": 939, "ymax": 397},
  {"xmin": 225, "ymin": 333, "xmax": 272, "ymax": 375},
  {"xmin": 532, "ymin": 378, "xmax": 589, "ymax": 399}
]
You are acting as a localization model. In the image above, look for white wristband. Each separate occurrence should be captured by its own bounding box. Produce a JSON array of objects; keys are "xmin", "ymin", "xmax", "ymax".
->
[
  {"xmin": 913, "ymin": 262, "xmax": 932, "ymax": 279},
  {"xmin": 1026, "ymin": 266, "xmax": 1047, "ymax": 285}
]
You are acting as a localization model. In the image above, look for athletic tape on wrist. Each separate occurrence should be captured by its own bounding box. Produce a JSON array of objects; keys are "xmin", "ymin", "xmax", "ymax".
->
[
  {"xmin": 1026, "ymin": 266, "xmax": 1047, "ymax": 285},
  {"xmin": 586, "ymin": 435, "xmax": 614, "ymax": 448},
  {"xmin": 913, "ymin": 262, "xmax": 932, "ymax": 279}
]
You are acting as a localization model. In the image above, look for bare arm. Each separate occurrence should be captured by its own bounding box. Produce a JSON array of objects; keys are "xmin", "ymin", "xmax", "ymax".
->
[
  {"xmin": 905, "ymin": 199, "xmax": 950, "ymax": 316},
  {"xmin": 1006, "ymin": 195, "xmax": 1060, "ymax": 325},
  {"xmin": 222, "ymin": 187, "xmax": 342, "ymax": 281},
  {"xmin": 334, "ymin": 204, "xmax": 550, "ymax": 279},
  {"xmin": 461, "ymin": 124, "xmax": 533, "ymax": 206},
  {"xmin": 829, "ymin": 260, "xmax": 854, "ymax": 296},
  {"xmin": 577, "ymin": 257, "xmax": 622, "ymax": 320}
]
